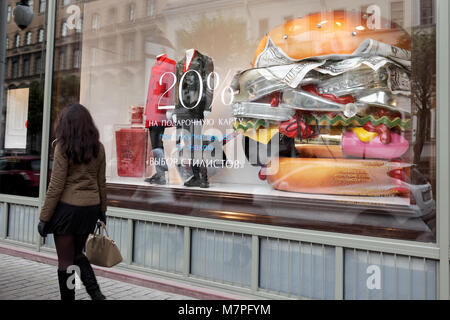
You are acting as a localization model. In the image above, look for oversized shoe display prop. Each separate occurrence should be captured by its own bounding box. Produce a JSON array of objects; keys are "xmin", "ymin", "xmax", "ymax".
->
[{"xmin": 265, "ymin": 157, "xmax": 410, "ymax": 196}]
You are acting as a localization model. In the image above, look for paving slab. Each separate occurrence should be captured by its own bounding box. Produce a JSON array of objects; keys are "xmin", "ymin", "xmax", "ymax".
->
[{"xmin": 0, "ymin": 253, "xmax": 194, "ymax": 300}]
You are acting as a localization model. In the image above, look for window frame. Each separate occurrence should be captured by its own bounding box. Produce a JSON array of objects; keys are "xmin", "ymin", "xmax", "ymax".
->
[
  {"xmin": 7, "ymin": 5, "xmax": 11, "ymax": 23},
  {"xmin": 129, "ymin": 3, "xmax": 136, "ymax": 22},
  {"xmin": 146, "ymin": 0, "xmax": 155, "ymax": 17},
  {"xmin": 61, "ymin": 20, "xmax": 68, "ymax": 37},
  {"xmin": 23, "ymin": 56, "xmax": 31, "ymax": 77},
  {"xmin": 421, "ymin": 0, "xmax": 436, "ymax": 25},
  {"xmin": 76, "ymin": 17, "xmax": 82, "ymax": 33},
  {"xmin": 73, "ymin": 49, "xmax": 80, "ymax": 69},
  {"xmin": 390, "ymin": 0, "xmax": 405, "ymax": 28},
  {"xmin": 15, "ymin": 34, "xmax": 21, "ymax": 48},
  {"xmin": 11, "ymin": 59, "xmax": 19, "ymax": 78},
  {"xmin": 38, "ymin": 28, "xmax": 45, "ymax": 42},
  {"xmin": 39, "ymin": 0, "xmax": 46, "ymax": 13},
  {"xmin": 35, "ymin": 54, "xmax": 42, "ymax": 74},
  {"xmin": 91, "ymin": 13, "xmax": 100, "ymax": 30},
  {"xmin": 26, "ymin": 31, "xmax": 32, "ymax": 45},
  {"xmin": 59, "ymin": 50, "xmax": 66, "ymax": 70},
  {"xmin": 28, "ymin": 0, "xmax": 34, "ymax": 12}
]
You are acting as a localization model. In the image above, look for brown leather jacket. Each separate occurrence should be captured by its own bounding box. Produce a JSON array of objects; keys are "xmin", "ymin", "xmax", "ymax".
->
[{"xmin": 39, "ymin": 142, "xmax": 107, "ymax": 222}]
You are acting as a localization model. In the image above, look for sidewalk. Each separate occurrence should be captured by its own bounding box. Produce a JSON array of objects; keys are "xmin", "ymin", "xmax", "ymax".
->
[{"xmin": 0, "ymin": 253, "xmax": 194, "ymax": 300}]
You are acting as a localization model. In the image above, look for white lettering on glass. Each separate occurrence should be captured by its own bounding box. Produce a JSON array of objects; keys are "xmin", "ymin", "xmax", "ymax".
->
[
  {"xmin": 221, "ymin": 86, "xmax": 235, "ymax": 106},
  {"xmin": 157, "ymin": 71, "xmax": 236, "ymax": 109},
  {"xmin": 178, "ymin": 70, "xmax": 203, "ymax": 110}
]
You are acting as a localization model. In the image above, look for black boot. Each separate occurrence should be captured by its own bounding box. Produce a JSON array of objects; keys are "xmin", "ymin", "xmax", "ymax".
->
[
  {"xmin": 57, "ymin": 270, "xmax": 75, "ymax": 301},
  {"xmin": 184, "ymin": 166, "xmax": 201, "ymax": 187},
  {"xmin": 199, "ymin": 165, "xmax": 209, "ymax": 188},
  {"xmin": 145, "ymin": 173, "xmax": 166, "ymax": 185},
  {"xmin": 74, "ymin": 255, "xmax": 106, "ymax": 300}
]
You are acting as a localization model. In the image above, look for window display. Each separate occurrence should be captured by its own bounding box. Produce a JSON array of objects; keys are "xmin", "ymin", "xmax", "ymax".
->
[
  {"xmin": 49, "ymin": 0, "xmax": 437, "ymax": 242},
  {"xmin": 234, "ymin": 10, "xmax": 412, "ymax": 197}
]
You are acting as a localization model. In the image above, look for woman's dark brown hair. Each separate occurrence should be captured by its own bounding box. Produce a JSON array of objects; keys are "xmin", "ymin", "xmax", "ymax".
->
[{"xmin": 55, "ymin": 104, "xmax": 100, "ymax": 164}]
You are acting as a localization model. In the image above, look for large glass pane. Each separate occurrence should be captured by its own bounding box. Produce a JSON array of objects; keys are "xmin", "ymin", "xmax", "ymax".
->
[
  {"xmin": 50, "ymin": 0, "xmax": 437, "ymax": 242},
  {"xmin": 0, "ymin": 0, "xmax": 48, "ymax": 197}
]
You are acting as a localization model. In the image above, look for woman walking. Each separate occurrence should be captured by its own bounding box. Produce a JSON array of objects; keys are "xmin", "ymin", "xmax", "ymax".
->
[{"xmin": 37, "ymin": 104, "xmax": 107, "ymax": 300}]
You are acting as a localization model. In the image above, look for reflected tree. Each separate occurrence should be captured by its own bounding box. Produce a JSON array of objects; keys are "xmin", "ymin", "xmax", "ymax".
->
[
  {"xmin": 27, "ymin": 81, "xmax": 44, "ymax": 154},
  {"xmin": 397, "ymin": 28, "xmax": 436, "ymax": 166},
  {"xmin": 51, "ymin": 75, "xmax": 80, "ymax": 133},
  {"xmin": 411, "ymin": 29, "xmax": 436, "ymax": 166}
]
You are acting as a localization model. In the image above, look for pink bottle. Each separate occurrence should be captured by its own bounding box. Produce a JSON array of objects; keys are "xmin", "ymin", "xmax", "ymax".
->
[{"xmin": 342, "ymin": 131, "xmax": 409, "ymax": 160}]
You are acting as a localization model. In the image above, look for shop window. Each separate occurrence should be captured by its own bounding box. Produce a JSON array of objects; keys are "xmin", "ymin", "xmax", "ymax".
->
[
  {"xmin": 0, "ymin": 2, "xmax": 47, "ymax": 198},
  {"xmin": 48, "ymin": 0, "xmax": 438, "ymax": 243}
]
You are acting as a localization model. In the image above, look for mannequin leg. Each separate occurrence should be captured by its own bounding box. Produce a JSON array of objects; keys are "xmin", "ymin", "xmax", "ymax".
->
[{"xmin": 146, "ymin": 126, "xmax": 167, "ymax": 184}]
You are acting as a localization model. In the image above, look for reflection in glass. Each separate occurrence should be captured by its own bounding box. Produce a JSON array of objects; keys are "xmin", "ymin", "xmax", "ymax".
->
[
  {"xmin": 47, "ymin": 0, "xmax": 437, "ymax": 242},
  {"xmin": 26, "ymin": 31, "xmax": 32, "ymax": 45},
  {"xmin": 39, "ymin": 0, "xmax": 46, "ymax": 13},
  {"xmin": 1, "ymin": 0, "xmax": 47, "ymax": 197},
  {"xmin": 38, "ymin": 28, "xmax": 44, "ymax": 42},
  {"xmin": 15, "ymin": 34, "xmax": 20, "ymax": 48}
]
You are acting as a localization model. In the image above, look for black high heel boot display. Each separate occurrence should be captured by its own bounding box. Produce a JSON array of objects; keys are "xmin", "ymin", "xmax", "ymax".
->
[
  {"xmin": 145, "ymin": 173, "xmax": 166, "ymax": 185},
  {"xmin": 74, "ymin": 255, "xmax": 106, "ymax": 300},
  {"xmin": 199, "ymin": 165, "xmax": 209, "ymax": 188},
  {"xmin": 57, "ymin": 270, "xmax": 75, "ymax": 301},
  {"xmin": 184, "ymin": 165, "xmax": 202, "ymax": 187}
]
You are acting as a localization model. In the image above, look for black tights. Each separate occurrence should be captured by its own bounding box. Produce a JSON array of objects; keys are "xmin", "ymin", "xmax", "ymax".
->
[{"xmin": 54, "ymin": 234, "xmax": 89, "ymax": 271}]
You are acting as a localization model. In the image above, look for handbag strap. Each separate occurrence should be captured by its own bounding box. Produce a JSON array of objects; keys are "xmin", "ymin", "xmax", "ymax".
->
[{"xmin": 96, "ymin": 221, "xmax": 110, "ymax": 238}]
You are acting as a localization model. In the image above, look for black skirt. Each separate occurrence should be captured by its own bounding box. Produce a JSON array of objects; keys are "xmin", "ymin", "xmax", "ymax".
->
[{"xmin": 46, "ymin": 202, "xmax": 101, "ymax": 235}]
